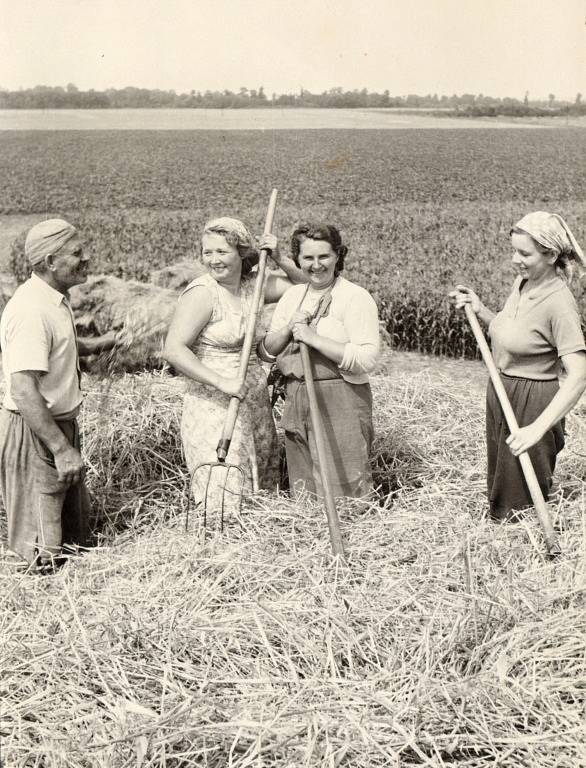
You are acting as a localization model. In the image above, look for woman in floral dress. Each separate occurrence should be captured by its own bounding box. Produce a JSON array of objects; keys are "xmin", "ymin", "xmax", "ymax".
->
[{"xmin": 164, "ymin": 217, "xmax": 304, "ymax": 515}]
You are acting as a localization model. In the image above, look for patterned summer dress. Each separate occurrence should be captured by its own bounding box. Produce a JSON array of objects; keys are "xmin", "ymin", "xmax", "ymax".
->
[{"xmin": 180, "ymin": 273, "xmax": 280, "ymax": 515}]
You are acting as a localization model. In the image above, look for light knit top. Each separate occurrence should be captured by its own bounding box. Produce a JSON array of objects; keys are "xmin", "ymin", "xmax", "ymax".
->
[
  {"xmin": 1, "ymin": 273, "xmax": 82, "ymax": 417},
  {"xmin": 489, "ymin": 276, "xmax": 585, "ymax": 380},
  {"xmin": 269, "ymin": 276, "xmax": 380, "ymax": 385}
]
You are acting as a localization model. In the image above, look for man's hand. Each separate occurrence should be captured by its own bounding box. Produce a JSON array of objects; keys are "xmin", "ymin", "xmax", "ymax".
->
[
  {"xmin": 77, "ymin": 331, "xmax": 123, "ymax": 357},
  {"xmin": 53, "ymin": 443, "xmax": 85, "ymax": 485}
]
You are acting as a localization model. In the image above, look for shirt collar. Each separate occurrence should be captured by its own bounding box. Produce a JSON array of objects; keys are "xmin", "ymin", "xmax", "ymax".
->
[
  {"xmin": 29, "ymin": 271, "xmax": 68, "ymax": 306},
  {"xmin": 516, "ymin": 274, "xmax": 566, "ymax": 301}
]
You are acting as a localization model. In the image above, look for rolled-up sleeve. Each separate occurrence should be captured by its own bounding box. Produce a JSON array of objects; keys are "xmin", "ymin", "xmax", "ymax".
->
[
  {"xmin": 3, "ymin": 310, "xmax": 50, "ymax": 374},
  {"xmin": 552, "ymin": 311, "xmax": 586, "ymax": 357},
  {"xmin": 339, "ymin": 290, "xmax": 380, "ymax": 375},
  {"xmin": 269, "ymin": 293, "xmax": 291, "ymax": 332}
]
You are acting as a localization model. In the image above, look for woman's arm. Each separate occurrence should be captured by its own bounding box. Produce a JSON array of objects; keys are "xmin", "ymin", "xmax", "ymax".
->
[
  {"xmin": 506, "ymin": 351, "xmax": 586, "ymax": 456},
  {"xmin": 265, "ymin": 268, "xmax": 306, "ymax": 303},
  {"xmin": 449, "ymin": 284, "xmax": 496, "ymax": 326},
  {"xmin": 263, "ymin": 309, "xmax": 313, "ymax": 357},
  {"xmin": 163, "ymin": 288, "xmax": 247, "ymax": 399},
  {"xmin": 259, "ymin": 234, "xmax": 307, "ymax": 304},
  {"xmin": 292, "ymin": 324, "xmax": 346, "ymax": 364}
]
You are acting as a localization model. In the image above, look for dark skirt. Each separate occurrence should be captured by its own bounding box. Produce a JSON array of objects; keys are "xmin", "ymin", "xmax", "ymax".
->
[{"xmin": 486, "ymin": 375, "xmax": 565, "ymax": 521}]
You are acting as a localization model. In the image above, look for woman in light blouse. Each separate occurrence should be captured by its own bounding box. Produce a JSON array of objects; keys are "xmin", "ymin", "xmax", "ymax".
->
[{"xmin": 262, "ymin": 223, "xmax": 380, "ymax": 499}]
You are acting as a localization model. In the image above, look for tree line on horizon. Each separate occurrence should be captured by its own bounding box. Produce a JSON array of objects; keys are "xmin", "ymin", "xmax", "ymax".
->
[{"xmin": 1, "ymin": 84, "xmax": 584, "ymax": 117}]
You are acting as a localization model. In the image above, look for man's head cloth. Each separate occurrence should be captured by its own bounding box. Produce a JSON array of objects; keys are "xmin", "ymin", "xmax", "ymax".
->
[{"xmin": 25, "ymin": 219, "xmax": 77, "ymax": 266}]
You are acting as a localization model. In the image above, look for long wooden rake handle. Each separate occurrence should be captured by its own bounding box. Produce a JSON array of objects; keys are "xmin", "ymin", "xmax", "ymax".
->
[
  {"xmin": 464, "ymin": 304, "xmax": 560, "ymax": 556},
  {"xmin": 216, "ymin": 189, "xmax": 278, "ymax": 462},
  {"xmin": 299, "ymin": 342, "xmax": 347, "ymax": 561}
]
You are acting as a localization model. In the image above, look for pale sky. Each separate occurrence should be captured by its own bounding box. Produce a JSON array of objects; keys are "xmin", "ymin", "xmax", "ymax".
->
[{"xmin": 1, "ymin": 0, "xmax": 584, "ymax": 99}]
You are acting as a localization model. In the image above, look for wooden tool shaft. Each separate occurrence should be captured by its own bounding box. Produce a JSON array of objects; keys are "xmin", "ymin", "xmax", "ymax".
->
[
  {"xmin": 299, "ymin": 342, "xmax": 346, "ymax": 560},
  {"xmin": 217, "ymin": 189, "xmax": 278, "ymax": 461},
  {"xmin": 464, "ymin": 304, "xmax": 559, "ymax": 554}
]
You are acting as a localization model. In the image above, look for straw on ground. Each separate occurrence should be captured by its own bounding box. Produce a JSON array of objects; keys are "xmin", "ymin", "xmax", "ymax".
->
[{"xmin": 1, "ymin": 363, "xmax": 585, "ymax": 767}]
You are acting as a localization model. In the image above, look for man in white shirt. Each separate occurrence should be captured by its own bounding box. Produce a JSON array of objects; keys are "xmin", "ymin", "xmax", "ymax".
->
[{"xmin": 0, "ymin": 219, "xmax": 116, "ymax": 571}]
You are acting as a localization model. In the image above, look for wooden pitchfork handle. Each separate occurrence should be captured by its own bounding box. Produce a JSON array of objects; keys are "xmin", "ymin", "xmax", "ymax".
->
[
  {"xmin": 216, "ymin": 189, "xmax": 278, "ymax": 463},
  {"xmin": 299, "ymin": 341, "xmax": 347, "ymax": 561},
  {"xmin": 464, "ymin": 304, "xmax": 560, "ymax": 556}
]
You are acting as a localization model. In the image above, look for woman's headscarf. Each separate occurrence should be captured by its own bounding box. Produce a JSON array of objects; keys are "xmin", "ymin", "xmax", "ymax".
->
[
  {"xmin": 202, "ymin": 217, "xmax": 258, "ymax": 277},
  {"xmin": 203, "ymin": 217, "xmax": 256, "ymax": 256},
  {"xmin": 512, "ymin": 211, "xmax": 586, "ymax": 279}
]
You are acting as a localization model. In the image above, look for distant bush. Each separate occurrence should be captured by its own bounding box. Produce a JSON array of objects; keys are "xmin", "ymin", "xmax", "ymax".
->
[
  {"xmin": 2, "ymin": 83, "xmax": 585, "ymax": 114},
  {"xmin": 9, "ymin": 230, "xmax": 29, "ymax": 284}
]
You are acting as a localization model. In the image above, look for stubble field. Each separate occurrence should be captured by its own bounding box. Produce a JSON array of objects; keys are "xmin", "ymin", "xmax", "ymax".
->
[{"xmin": 1, "ymin": 127, "xmax": 586, "ymax": 767}]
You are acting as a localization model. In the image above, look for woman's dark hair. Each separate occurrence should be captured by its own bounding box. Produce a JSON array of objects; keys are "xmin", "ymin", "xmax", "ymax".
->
[
  {"xmin": 239, "ymin": 250, "xmax": 259, "ymax": 277},
  {"xmin": 290, "ymin": 223, "xmax": 348, "ymax": 276}
]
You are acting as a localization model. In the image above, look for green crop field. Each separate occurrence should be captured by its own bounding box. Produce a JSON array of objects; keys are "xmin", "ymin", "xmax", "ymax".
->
[{"xmin": 2, "ymin": 128, "xmax": 585, "ymax": 356}]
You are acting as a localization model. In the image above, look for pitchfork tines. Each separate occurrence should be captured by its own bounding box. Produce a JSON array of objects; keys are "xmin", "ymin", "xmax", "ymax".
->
[{"xmin": 186, "ymin": 457, "xmax": 245, "ymax": 534}]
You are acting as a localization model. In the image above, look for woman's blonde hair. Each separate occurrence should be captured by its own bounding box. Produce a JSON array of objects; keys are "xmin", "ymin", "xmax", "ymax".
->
[{"xmin": 203, "ymin": 217, "xmax": 258, "ymax": 277}]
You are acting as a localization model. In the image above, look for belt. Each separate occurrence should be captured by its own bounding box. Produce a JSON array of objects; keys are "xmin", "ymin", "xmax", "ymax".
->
[
  {"xmin": 499, "ymin": 372, "xmax": 556, "ymax": 383},
  {"xmin": 3, "ymin": 407, "xmax": 79, "ymax": 422},
  {"xmin": 286, "ymin": 374, "xmax": 343, "ymax": 385}
]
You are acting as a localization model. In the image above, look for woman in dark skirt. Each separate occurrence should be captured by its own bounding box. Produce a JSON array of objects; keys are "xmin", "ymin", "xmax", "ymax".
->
[{"xmin": 450, "ymin": 211, "xmax": 586, "ymax": 521}]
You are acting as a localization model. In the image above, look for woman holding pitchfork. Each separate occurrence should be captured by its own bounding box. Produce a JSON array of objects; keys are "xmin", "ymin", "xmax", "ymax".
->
[
  {"xmin": 261, "ymin": 223, "xmax": 380, "ymax": 500},
  {"xmin": 450, "ymin": 212, "xmax": 586, "ymax": 522},
  {"xmin": 164, "ymin": 216, "xmax": 305, "ymax": 512}
]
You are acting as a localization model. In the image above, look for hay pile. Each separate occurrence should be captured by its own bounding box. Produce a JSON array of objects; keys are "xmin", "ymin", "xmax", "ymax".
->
[
  {"xmin": 68, "ymin": 275, "xmax": 179, "ymax": 371},
  {"xmin": 149, "ymin": 259, "xmax": 204, "ymax": 290},
  {"xmin": 3, "ymin": 254, "xmax": 203, "ymax": 370},
  {"xmin": 0, "ymin": 263, "xmax": 204, "ymax": 372},
  {"xmin": 1, "ymin": 366, "xmax": 585, "ymax": 767},
  {"xmin": 69, "ymin": 268, "xmax": 279, "ymax": 372}
]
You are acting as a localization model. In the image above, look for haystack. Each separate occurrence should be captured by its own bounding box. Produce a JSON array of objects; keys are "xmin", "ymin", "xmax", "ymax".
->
[
  {"xmin": 69, "ymin": 275, "xmax": 178, "ymax": 370},
  {"xmin": 70, "ymin": 270, "xmax": 279, "ymax": 371},
  {"xmin": 149, "ymin": 259, "xmax": 205, "ymax": 290}
]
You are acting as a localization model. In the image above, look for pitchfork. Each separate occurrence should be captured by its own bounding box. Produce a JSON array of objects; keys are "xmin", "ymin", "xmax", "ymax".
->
[
  {"xmin": 186, "ymin": 189, "xmax": 278, "ymax": 533},
  {"xmin": 464, "ymin": 304, "xmax": 561, "ymax": 557}
]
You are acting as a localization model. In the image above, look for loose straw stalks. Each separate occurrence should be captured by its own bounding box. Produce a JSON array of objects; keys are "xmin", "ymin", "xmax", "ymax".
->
[{"xmin": 1, "ymin": 368, "xmax": 584, "ymax": 767}]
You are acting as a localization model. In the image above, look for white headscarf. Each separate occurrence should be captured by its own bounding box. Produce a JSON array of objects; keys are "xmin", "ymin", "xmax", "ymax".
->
[
  {"xmin": 203, "ymin": 217, "xmax": 256, "ymax": 256},
  {"xmin": 513, "ymin": 211, "xmax": 585, "ymax": 278}
]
